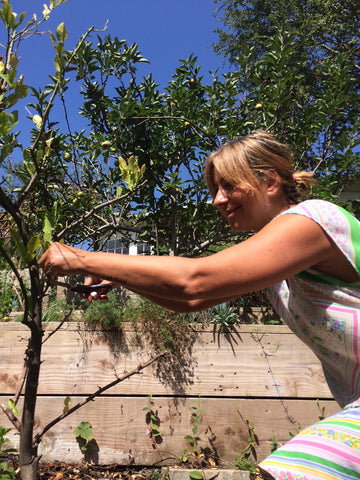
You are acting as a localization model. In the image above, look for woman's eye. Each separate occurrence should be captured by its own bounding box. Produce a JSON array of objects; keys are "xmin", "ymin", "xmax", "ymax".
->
[{"xmin": 222, "ymin": 182, "xmax": 233, "ymax": 192}]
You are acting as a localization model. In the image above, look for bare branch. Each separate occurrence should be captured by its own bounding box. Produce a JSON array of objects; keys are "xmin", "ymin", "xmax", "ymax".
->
[
  {"xmin": 42, "ymin": 310, "xmax": 73, "ymax": 344},
  {"xmin": 0, "ymin": 352, "xmax": 29, "ymax": 432},
  {"xmin": 34, "ymin": 351, "xmax": 168, "ymax": 444},
  {"xmin": 55, "ymin": 179, "xmax": 147, "ymax": 241}
]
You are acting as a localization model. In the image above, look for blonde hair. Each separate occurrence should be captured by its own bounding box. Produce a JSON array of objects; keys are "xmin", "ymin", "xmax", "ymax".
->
[{"xmin": 204, "ymin": 130, "xmax": 315, "ymax": 203}]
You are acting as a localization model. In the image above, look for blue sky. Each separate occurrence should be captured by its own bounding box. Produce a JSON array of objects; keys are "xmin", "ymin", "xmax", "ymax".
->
[
  {"xmin": 13, "ymin": 0, "xmax": 226, "ymax": 90},
  {"xmin": 8, "ymin": 0, "xmax": 228, "ymax": 148}
]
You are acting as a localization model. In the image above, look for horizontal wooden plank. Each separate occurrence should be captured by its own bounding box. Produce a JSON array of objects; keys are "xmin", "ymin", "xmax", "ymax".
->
[
  {"xmin": 0, "ymin": 396, "xmax": 339, "ymax": 466},
  {"xmin": 0, "ymin": 323, "xmax": 332, "ymax": 398}
]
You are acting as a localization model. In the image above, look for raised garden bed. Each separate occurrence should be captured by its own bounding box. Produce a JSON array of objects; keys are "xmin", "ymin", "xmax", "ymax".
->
[{"xmin": 0, "ymin": 321, "xmax": 338, "ymax": 470}]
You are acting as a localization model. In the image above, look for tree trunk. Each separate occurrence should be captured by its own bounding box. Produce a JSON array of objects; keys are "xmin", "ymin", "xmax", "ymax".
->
[{"xmin": 19, "ymin": 294, "xmax": 43, "ymax": 480}]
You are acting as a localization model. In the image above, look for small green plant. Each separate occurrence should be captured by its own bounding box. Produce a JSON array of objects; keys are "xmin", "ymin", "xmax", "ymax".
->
[
  {"xmin": 42, "ymin": 299, "xmax": 73, "ymax": 322},
  {"xmin": 210, "ymin": 302, "xmax": 239, "ymax": 328},
  {"xmin": 234, "ymin": 415, "xmax": 258, "ymax": 475},
  {"xmin": 123, "ymin": 297, "xmax": 190, "ymax": 351},
  {"xmin": 288, "ymin": 422, "xmax": 302, "ymax": 439},
  {"xmin": 0, "ymin": 267, "xmax": 17, "ymax": 320},
  {"xmin": 149, "ymin": 469, "xmax": 163, "ymax": 480},
  {"xmin": 83, "ymin": 290, "xmax": 123, "ymax": 328},
  {"xmin": 316, "ymin": 399, "xmax": 327, "ymax": 421},
  {"xmin": 270, "ymin": 432, "xmax": 280, "ymax": 452},
  {"xmin": 74, "ymin": 421, "xmax": 94, "ymax": 460},
  {"xmin": 181, "ymin": 388, "xmax": 207, "ymax": 468},
  {"xmin": 143, "ymin": 395, "xmax": 162, "ymax": 448},
  {"xmin": 0, "ymin": 426, "xmax": 18, "ymax": 480}
]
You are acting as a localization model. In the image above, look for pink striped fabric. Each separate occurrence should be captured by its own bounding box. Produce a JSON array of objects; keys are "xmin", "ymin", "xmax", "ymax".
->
[{"xmin": 261, "ymin": 200, "xmax": 360, "ymax": 480}]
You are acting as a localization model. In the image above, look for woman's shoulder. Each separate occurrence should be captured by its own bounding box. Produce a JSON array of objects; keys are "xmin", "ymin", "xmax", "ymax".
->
[
  {"xmin": 284, "ymin": 199, "xmax": 360, "ymax": 227},
  {"xmin": 279, "ymin": 200, "xmax": 360, "ymax": 285}
]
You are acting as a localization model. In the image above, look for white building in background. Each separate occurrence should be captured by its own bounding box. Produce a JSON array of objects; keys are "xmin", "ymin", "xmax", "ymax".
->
[{"xmin": 101, "ymin": 237, "xmax": 151, "ymax": 256}]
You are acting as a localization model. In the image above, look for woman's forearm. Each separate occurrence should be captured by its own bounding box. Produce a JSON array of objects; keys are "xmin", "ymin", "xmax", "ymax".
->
[
  {"xmin": 40, "ymin": 243, "xmax": 244, "ymax": 304},
  {"xmin": 40, "ymin": 215, "xmax": 329, "ymax": 305},
  {"xmin": 40, "ymin": 243, "xmax": 210, "ymax": 301},
  {"xmin": 128, "ymin": 287, "xmax": 239, "ymax": 313}
]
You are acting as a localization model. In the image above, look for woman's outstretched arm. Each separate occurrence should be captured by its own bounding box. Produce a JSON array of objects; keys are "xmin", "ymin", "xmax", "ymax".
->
[{"xmin": 39, "ymin": 213, "xmax": 336, "ymax": 311}]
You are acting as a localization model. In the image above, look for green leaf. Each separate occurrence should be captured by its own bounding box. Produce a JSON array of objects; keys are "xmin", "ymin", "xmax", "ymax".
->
[
  {"xmin": 63, "ymin": 396, "xmax": 71, "ymax": 414},
  {"xmin": 10, "ymin": 228, "xmax": 28, "ymax": 264},
  {"xmin": 9, "ymin": 54, "xmax": 18, "ymax": 69},
  {"xmin": 189, "ymin": 471, "xmax": 203, "ymax": 480},
  {"xmin": 43, "ymin": 204, "xmax": 57, "ymax": 248},
  {"xmin": 49, "ymin": 31, "xmax": 56, "ymax": 47},
  {"xmin": 36, "ymin": 149, "xmax": 44, "ymax": 162},
  {"xmin": 7, "ymin": 399, "xmax": 18, "ymax": 416},
  {"xmin": 14, "ymin": 82, "xmax": 28, "ymax": 99},
  {"xmin": 74, "ymin": 421, "xmax": 93, "ymax": 441},
  {"xmin": 16, "ymin": 11, "xmax": 26, "ymax": 27},
  {"xmin": 1, "ymin": 3, "xmax": 15, "ymax": 29},
  {"xmin": 56, "ymin": 22, "xmax": 67, "ymax": 43},
  {"xmin": 26, "ymin": 235, "xmax": 41, "ymax": 261},
  {"xmin": 24, "ymin": 158, "xmax": 35, "ymax": 176}
]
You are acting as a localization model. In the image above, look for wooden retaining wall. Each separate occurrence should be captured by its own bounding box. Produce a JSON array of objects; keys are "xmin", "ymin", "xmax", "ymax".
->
[{"xmin": 0, "ymin": 322, "xmax": 338, "ymax": 467}]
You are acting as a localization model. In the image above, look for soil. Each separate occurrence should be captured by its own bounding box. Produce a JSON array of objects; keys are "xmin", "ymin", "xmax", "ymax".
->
[
  {"xmin": 5, "ymin": 456, "xmax": 164, "ymax": 480},
  {"xmin": 36, "ymin": 462, "xmax": 162, "ymax": 479}
]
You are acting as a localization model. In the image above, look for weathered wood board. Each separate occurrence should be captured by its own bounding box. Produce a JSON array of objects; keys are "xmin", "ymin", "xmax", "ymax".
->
[{"xmin": 0, "ymin": 322, "xmax": 339, "ymax": 466}]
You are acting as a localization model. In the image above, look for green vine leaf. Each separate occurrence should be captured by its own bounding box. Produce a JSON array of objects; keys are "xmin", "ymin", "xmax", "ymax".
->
[{"xmin": 74, "ymin": 421, "xmax": 93, "ymax": 441}]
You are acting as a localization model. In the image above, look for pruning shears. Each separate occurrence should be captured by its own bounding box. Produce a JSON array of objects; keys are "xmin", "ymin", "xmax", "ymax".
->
[{"xmin": 54, "ymin": 281, "xmax": 113, "ymax": 294}]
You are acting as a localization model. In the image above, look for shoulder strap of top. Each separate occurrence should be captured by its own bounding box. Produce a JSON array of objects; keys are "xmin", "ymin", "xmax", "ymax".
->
[{"xmin": 280, "ymin": 199, "xmax": 360, "ymax": 285}]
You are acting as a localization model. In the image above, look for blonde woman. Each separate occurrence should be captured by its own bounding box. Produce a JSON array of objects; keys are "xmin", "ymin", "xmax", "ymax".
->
[{"xmin": 41, "ymin": 131, "xmax": 360, "ymax": 480}]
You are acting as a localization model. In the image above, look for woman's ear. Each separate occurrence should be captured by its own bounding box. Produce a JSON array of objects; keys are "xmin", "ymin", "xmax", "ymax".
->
[{"xmin": 265, "ymin": 169, "xmax": 282, "ymax": 195}]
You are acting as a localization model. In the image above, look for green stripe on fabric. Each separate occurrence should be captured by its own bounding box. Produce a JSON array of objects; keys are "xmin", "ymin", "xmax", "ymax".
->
[
  {"xmin": 339, "ymin": 206, "xmax": 360, "ymax": 277},
  {"xmin": 271, "ymin": 450, "xmax": 359, "ymax": 478},
  {"xmin": 320, "ymin": 418, "xmax": 360, "ymax": 432},
  {"xmin": 295, "ymin": 269, "xmax": 348, "ymax": 286},
  {"xmin": 294, "ymin": 204, "xmax": 360, "ymax": 286}
]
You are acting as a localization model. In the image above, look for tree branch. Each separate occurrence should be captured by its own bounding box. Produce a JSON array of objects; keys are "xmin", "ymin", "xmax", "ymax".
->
[
  {"xmin": 33, "ymin": 351, "xmax": 168, "ymax": 445},
  {"xmin": 55, "ymin": 179, "xmax": 147, "ymax": 241}
]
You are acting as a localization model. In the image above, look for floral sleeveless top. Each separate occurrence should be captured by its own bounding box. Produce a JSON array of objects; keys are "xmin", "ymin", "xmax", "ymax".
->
[{"xmin": 266, "ymin": 199, "xmax": 360, "ymax": 407}]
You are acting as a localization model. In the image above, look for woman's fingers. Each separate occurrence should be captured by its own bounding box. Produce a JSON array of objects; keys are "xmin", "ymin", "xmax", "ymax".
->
[{"xmin": 39, "ymin": 242, "xmax": 85, "ymax": 276}]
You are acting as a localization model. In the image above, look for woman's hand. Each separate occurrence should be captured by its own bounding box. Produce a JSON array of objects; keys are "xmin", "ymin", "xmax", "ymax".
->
[
  {"xmin": 39, "ymin": 242, "xmax": 87, "ymax": 277},
  {"xmin": 83, "ymin": 276, "xmax": 115, "ymax": 302},
  {"xmin": 40, "ymin": 244, "xmax": 115, "ymax": 302}
]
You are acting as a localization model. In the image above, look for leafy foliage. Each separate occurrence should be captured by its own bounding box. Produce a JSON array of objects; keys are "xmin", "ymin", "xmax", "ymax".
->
[
  {"xmin": 213, "ymin": 0, "xmax": 360, "ymax": 211},
  {"xmin": 0, "ymin": 426, "xmax": 17, "ymax": 480}
]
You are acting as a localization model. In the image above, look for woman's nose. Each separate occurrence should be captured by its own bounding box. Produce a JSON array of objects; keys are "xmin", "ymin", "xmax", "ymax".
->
[{"xmin": 214, "ymin": 187, "xmax": 228, "ymax": 207}]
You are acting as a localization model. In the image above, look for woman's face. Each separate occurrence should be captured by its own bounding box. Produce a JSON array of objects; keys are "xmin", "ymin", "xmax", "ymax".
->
[{"xmin": 212, "ymin": 169, "xmax": 269, "ymax": 232}]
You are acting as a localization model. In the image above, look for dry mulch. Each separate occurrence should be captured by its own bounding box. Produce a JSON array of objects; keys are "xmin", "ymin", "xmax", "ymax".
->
[
  {"xmin": 4, "ymin": 456, "xmax": 163, "ymax": 480},
  {"xmin": 36, "ymin": 462, "xmax": 161, "ymax": 479}
]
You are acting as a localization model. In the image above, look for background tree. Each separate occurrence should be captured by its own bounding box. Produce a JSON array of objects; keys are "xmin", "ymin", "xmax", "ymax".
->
[
  {"xmin": 213, "ymin": 0, "xmax": 360, "ymax": 212},
  {"xmin": 69, "ymin": 41, "xmax": 246, "ymax": 257}
]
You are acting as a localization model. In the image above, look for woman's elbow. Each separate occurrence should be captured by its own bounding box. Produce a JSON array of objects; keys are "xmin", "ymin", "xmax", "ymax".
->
[{"xmin": 170, "ymin": 298, "xmax": 214, "ymax": 314}]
